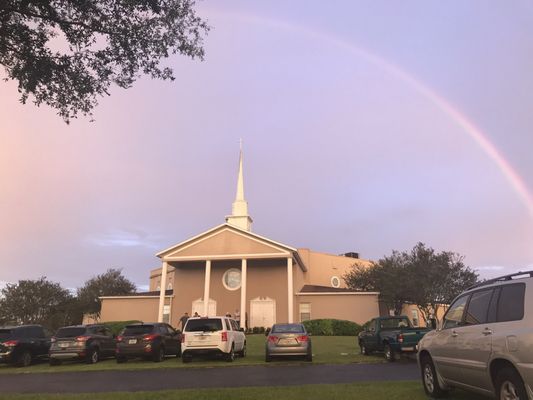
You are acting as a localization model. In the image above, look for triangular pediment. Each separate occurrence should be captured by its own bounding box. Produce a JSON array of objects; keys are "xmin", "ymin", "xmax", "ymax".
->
[{"xmin": 157, "ymin": 224, "xmax": 294, "ymax": 261}]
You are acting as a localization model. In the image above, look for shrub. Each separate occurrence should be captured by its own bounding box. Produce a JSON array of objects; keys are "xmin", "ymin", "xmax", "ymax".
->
[
  {"xmin": 103, "ymin": 320, "xmax": 141, "ymax": 335},
  {"xmin": 303, "ymin": 319, "xmax": 362, "ymax": 336}
]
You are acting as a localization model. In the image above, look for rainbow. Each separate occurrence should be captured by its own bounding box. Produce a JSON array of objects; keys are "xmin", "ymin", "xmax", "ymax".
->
[{"xmin": 207, "ymin": 10, "xmax": 533, "ymax": 219}]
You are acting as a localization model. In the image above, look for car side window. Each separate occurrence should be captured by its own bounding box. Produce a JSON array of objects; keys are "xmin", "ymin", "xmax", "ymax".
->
[
  {"xmin": 443, "ymin": 295, "xmax": 469, "ymax": 329},
  {"xmin": 225, "ymin": 319, "xmax": 232, "ymax": 331},
  {"xmin": 231, "ymin": 319, "xmax": 239, "ymax": 331},
  {"xmin": 464, "ymin": 289, "xmax": 493, "ymax": 325},
  {"xmin": 103, "ymin": 328, "xmax": 112, "ymax": 337},
  {"xmin": 159, "ymin": 325, "xmax": 169, "ymax": 335},
  {"xmin": 497, "ymin": 283, "xmax": 525, "ymax": 322},
  {"xmin": 166, "ymin": 325, "xmax": 176, "ymax": 335}
]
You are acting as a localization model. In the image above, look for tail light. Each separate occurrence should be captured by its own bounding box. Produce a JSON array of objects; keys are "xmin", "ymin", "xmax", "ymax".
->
[
  {"xmin": 181, "ymin": 334, "xmax": 185, "ymax": 343},
  {"xmin": 221, "ymin": 332, "xmax": 228, "ymax": 342},
  {"xmin": 76, "ymin": 336, "xmax": 91, "ymax": 342},
  {"xmin": 143, "ymin": 334, "xmax": 159, "ymax": 342},
  {"xmin": 116, "ymin": 335, "xmax": 123, "ymax": 342},
  {"xmin": 3, "ymin": 340, "xmax": 19, "ymax": 347},
  {"xmin": 397, "ymin": 334, "xmax": 404, "ymax": 343},
  {"xmin": 297, "ymin": 335, "xmax": 309, "ymax": 342},
  {"xmin": 268, "ymin": 335, "xmax": 278, "ymax": 343}
]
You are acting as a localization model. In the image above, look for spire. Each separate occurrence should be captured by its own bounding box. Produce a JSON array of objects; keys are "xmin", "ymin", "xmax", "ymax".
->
[{"xmin": 226, "ymin": 141, "xmax": 253, "ymax": 231}]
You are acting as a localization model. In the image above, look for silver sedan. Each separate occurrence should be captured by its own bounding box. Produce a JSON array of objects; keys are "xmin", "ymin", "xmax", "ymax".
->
[{"xmin": 265, "ymin": 323, "xmax": 312, "ymax": 362}]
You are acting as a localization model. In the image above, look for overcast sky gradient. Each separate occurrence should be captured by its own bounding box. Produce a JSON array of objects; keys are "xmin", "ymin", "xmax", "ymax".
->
[{"xmin": 1, "ymin": 1, "xmax": 532, "ymax": 290}]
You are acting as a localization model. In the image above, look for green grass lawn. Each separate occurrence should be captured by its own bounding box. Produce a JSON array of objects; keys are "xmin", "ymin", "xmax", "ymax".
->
[
  {"xmin": 0, "ymin": 382, "xmax": 486, "ymax": 400},
  {"xmin": 0, "ymin": 335, "xmax": 384, "ymax": 374}
]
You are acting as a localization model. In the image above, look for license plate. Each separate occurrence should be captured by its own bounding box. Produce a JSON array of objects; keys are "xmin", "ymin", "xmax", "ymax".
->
[
  {"xmin": 402, "ymin": 346, "xmax": 415, "ymax": 352},
  {"xmin": 59, "ymin": 343, "xmax": 69, "ymax": 348},
  {"xmin": 128, "ymin": 339, "xmax": 137, "ymax": 345},
  {"xmin": 279, "ymin": 339, "xmax": 295, "ymax": 345}
]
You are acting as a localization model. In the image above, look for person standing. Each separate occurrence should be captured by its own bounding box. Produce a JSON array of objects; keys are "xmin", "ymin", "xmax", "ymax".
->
[{"xmin": 179, "ymin": 312, "xmax": 189, "ymax": 330}]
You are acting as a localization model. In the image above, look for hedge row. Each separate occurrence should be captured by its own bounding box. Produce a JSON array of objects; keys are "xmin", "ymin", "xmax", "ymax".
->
[
  {"xmin": 302, "ymin": 319, "xmax": 363, "ymax": 336},
  {"xmin": 102, "ymin": 320, "xmax": 141, "ymax": 335}
]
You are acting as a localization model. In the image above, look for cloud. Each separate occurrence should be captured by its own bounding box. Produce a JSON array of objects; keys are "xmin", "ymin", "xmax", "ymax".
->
[
  {"xmin": 475, "ymin": 266, "xmax": 506, "ymax": 271},
  {"xmin": 85, "ymin": 229, "xmax": 161, "ymax": 249}
]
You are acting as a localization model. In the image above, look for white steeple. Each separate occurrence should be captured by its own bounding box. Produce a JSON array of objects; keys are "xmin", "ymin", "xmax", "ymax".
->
[{"xmin": 226, "ymin": 142, "xmax": 253, "ymax": 231}]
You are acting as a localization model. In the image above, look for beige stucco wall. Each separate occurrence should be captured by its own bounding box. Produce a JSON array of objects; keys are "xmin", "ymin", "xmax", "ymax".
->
[
  {"xmin": 100, "ymin": 297, "xmax": 167, "ymax": 324},
  {"xmin": 401, "ymin": 303, "xmax": 448, "ymax": 327},
  {"xmin": 296, "ymin": 294, "xmax": 380, "ymax": 325}
]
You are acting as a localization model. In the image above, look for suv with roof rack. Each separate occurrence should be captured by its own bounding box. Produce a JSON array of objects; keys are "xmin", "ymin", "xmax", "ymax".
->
[
  {"xmin": 418, "ymin": 270, "xmax": 533, "ymax": 400},
  {"xmin": 181, "ymin": 316, "xmax": 246, "ymax": 363}
]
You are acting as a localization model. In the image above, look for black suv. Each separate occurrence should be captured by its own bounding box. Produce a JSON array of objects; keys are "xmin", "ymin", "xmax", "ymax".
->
[
  {"xmin": 116, "ymin": 323, "xmax": 181, "ymax": 363},
  {"xmin": 0, "ymin": 325, "xmax": 50, "ymax": 367},
  {"xmin": 49, "ymin": 324, "xmax": 116, "ymax": 365}
]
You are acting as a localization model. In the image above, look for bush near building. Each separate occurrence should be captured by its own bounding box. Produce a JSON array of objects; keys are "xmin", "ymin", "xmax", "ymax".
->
[{"xmin": 303, "ymin": 319, "xmax": 363, "ymax": 336}]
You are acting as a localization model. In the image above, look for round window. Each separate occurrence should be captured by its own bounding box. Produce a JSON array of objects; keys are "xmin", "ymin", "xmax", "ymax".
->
[
  {"xmin": 331, "ymin": 276, "xmax": 340, "ymax": 288},
  {"xmin": 222, "ymin": 268, "xmax": 241, "ymax": 291}
]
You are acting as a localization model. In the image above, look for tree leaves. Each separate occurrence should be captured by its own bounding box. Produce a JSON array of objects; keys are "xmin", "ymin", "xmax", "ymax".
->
[{"xmin": 0, "ymin": 0, "xmax": 209, "ymax": 122}]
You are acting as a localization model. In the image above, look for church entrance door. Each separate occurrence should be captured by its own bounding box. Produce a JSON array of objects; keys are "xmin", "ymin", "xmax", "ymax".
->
[{"xmin": 250, "ymin": 297, "xmax": 276, "ymax": 328}]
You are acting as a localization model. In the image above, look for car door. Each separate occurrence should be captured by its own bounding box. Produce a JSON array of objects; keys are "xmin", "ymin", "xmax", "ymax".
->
[
  {"xmin": 360, "ymin": 319, "xmax": 379, "ymax": 351},
  {"xmin": 163, "ymin": 324, "xmax": 178, "ymax": 354},
  {"xmin": 429, "ymin": 294, "xmax": 470, "ymax": 383},
  {"xmin": 230, "ymin": 319, "xmax": 244, "ymax": 351},
  {"xmin": 101, "ymin": 327, "xmax": 115, "ymax": 356},
  {"xmin": 451, "ymin": 288, "xmax": 495, "ymax": 390}
]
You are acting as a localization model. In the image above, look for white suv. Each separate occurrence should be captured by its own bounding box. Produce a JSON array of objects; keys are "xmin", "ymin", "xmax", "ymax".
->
[
  {"xmin": 181, "ymin": 316, "xmax": 246, "ymax": 363},
  {"xmin": 418, "ymin": 271, "xmax": 533, "ymax": 400}
]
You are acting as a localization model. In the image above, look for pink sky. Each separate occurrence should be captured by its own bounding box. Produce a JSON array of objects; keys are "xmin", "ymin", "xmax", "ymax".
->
[{"xmin": 1, "ymin": 1, "xmax": 532, "ymax": 289}]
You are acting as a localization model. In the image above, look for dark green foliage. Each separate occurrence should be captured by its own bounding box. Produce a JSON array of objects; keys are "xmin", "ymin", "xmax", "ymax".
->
[
  {"xmin": 0, "ymin": 0, "xmax": 209, "ymax": 121},
  {"xmin": 344, "ymin": 243, "xmax": 479, "ymax": 322},
  {"xmin": 0, "ymin": 277, "xmax": 79, "ymax": 331},
  {"xmin": 303, "ymin": 319, "xmax": 362, "ymax": 336},
  {"xmin": 102, "ymin": 320, "xmax": 141, "ymax": 335},
  {"xmin": 76, "ymin": 268, "xmax": 136, "ymax": 318}
]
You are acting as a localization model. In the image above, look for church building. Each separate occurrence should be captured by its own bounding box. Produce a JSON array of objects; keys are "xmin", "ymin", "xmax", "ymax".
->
[{"xmin": 99, "ymin": 151, "xmax": 380, "ymax": 328}]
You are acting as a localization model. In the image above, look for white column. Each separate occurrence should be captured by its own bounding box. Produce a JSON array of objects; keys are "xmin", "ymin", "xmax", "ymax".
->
[
  {"xmin": 157, "ymin": 261, "xmax": 168, "ymax": 322},
  {"xmin": 203, "ymin": 260, "xmax": 211, "ymax": 316},
  {"xmin": 240, "ymin": 259, "xmax": 247, "ymax": 329},
  {"xmin": 287, "ymin": 257, "xmax": 294, "ymax": 323}
]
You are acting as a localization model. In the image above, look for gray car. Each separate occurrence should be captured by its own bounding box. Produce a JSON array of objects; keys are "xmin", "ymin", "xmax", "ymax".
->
[
  {"xmin": 265, "ymin": 323, "xmax": 312, "ymax": 362},
  {"xmin": 417, "ymin": 270, "xmax": 533, "ymax": 400}
]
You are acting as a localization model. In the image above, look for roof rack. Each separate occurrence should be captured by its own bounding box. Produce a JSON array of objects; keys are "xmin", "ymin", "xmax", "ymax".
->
[{"xmin": 468, "ymin": 270, "xmax": 533, "ymax": 290}]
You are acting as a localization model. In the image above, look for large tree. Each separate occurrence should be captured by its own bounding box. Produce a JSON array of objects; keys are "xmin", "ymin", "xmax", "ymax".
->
[
  {"xmin": 76, "ymin": 268, "xmax": 136, "ymax": 318},
  {"xmin": 0, "ymin": 277, "xmax": 77, "ymax": 331},
  {"xmin": 344, "ymin": 243, "xmax": 479, "ymax": 322},
  {"xmin": 0, "ymin": 0, "xmax": 209, "ymax": 121}
]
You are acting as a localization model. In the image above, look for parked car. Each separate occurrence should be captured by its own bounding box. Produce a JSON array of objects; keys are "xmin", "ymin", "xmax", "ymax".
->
[
  {"xmin": 265, "ymin": 323, "xmax": 312, "ymax": 362},
  {"xmin": 181, "ymin": 316, "xmax": 246, "ymax": 363},
  {"xmin": 418, "ymin": 270, "xmax": 533, "ymax": 400},
  {"xmin": 358, "ymin": 316, "xmax": 431, "ymax": 361},
  {"xmin": 0, "ymin": 325, "xmax": 50, "ymax": 367},
  {"xmin": 49, "ymin": 324, "xmax": 116, "ymax": 365},
  {"xmin": 116, "ymin": 322, "xmax": 181, "ymax": 363}
]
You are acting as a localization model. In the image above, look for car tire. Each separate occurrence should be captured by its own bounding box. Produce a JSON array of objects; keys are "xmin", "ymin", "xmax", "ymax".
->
[
  {"xmin": 86, "ymin": 347, "xmax": 99, "ymax": 364},
  {"xmin": 238, "ymin": 342, "xmax": 247, "ymax": 358},
  {"xmin": 153, "ymin": 346, "xmax": 165, "ymax": 362},
  {"xmin": 420, "ymin": 355, "xmax": 448, "ymax": 398},
  {"xmin": 49, "ymin": 358, "xmax": 62, "ymax": 366},
  {"xmin": 360, "ymin": 342, "xmax": 370, "ymax": 356},
  {"xmin": 116, "ymin": 356, "xmax": 127, "ymax": 364},
  {"xmin": 182, "ymin": 354, "xmax": 192, "ymax": 363},
  {"xmin": 305, "ymin": 348, "xmax": 313, "ymax": 362},
  {"xmin": 495, "ymin": 367, "xmax": 527, "ymax": 400},
  {"xmin": 226, "ymin": 345, "xmax": 235, "ymax": 362},
  {"xmin": 265, "ymin": 351, "xmax": 272, "ymax": 362},
  {"xmin": 384, "ymin": 343, "xmax": 395, "ymax": 362},
  {"xmin": 16, "ymin": 350, "xmax": 32, "ymax": 367}
]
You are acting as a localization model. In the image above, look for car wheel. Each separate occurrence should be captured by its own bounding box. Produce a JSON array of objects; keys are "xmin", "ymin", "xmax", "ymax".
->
[
  {"xmin": 238, "ymin": 342, "xmax": 247, "ymax": 358},
  {"xmin": 153, "ymin": 346, "xmax": 165, "ymax": 362},
  {"xmin": 496, "ymin": 367, "xmax": 527, "ymax": 400},
  {"xmin": 182, "ymin": 354, "xmax": 192, "ymax": 363},
  {"xmin": 265, "ymin": 351, "xmax": 272, "ymax": 362},
  {"xmin": 226, "ymin": 345, "xmax": 235, "ymax": 362},
  {"xmin": 305, "ymin": 348, "xmax": 313, "ymax": 362},
  {"xmin": 86, "ymin": 348, "xmax": 99, "ymax": 364},
  {"xmin": 16, "ymin": 351, "xmax": 32, "ymax": 367},
  {"xmin": 420, "ymin": 355, "xmax": 447, "ymax": 398},
  {"xmin": 384, "ymin": 344, "xmax": 395, "ymax": 362},
  {"xmin": 360, "ymin": 342, "xmax": 370, "ymax": 356},
  {"xmin": 116, "ymin": 356, "xmax": 127, "ymax": 364},
  {"xmin": 49, "ymin": 358, "xmax": 62, "ymax": 366}
]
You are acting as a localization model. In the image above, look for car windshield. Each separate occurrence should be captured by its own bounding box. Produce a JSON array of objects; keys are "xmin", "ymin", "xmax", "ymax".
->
[
  {"xmin": 123, "ymin": 325, "xmax": 154, "ymax": 335},
  {"xmin": 380, "ymin": 318, "xmax": 410, "ymax": 330},
  {"xmin": 0, "ymin": 329, "xmax": 12, "ymax": 340},
  {"xmin": 55, "ymin": 327, "xmax": 87, "ymax": 338},
  {"xmin": 271, "ymin": 324, "xmax": 305, "ymax": 333},
  {"xmin": 185, "ymin": 319, "xmax": 223, "ymax": 332}
]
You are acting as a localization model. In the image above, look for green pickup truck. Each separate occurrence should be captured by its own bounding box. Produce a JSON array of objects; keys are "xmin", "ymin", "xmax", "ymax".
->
[{"xmin": 358, "ymin": 316, "xmax": 432, "ymax": 361}]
